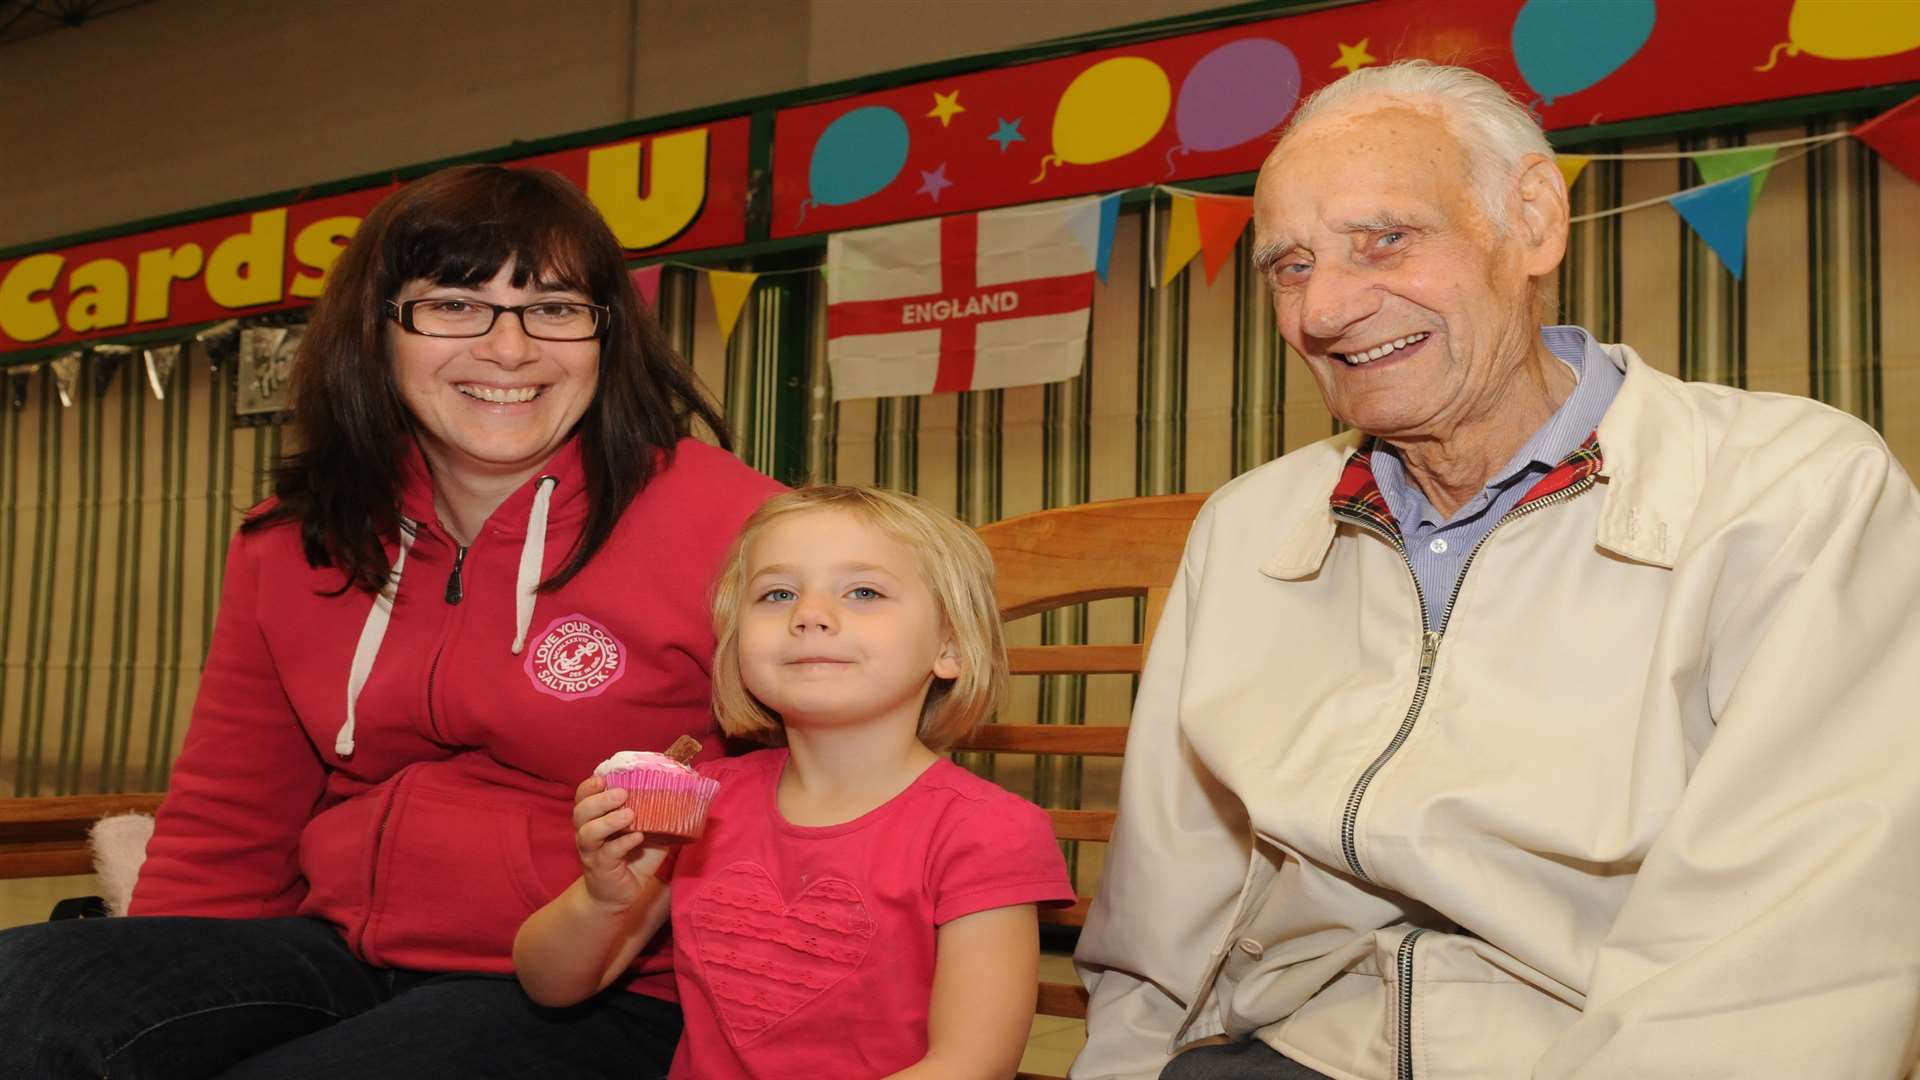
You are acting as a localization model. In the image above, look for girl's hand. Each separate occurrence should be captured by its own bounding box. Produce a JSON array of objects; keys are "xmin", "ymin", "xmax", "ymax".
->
[
  {"xmin": 516, "ymin": 780, "xmax": 676, "ymax": 1008},
  {"xmin": 572, "ymin": 774, "xmax": 665, "ymax": 909}
]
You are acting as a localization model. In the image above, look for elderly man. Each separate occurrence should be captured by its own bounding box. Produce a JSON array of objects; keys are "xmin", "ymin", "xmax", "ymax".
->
[{"xmin": 1073, "ymin": 60, "xmax": 1920, "ymax": 1080}]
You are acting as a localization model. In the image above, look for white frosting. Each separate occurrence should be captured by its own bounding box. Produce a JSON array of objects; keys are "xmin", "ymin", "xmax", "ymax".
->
[{"xmin": 593, "ymin": 750, "xmax": 688, "ymax": 776}]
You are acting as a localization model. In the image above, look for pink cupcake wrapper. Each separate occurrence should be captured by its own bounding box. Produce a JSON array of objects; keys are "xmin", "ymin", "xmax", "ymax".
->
[{"xmin": 603, "ymin": 767, "xmax": 721, "ymax": 844}]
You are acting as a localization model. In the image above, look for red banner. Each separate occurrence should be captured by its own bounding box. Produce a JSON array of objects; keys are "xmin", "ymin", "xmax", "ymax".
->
[
  {"xmin": 7, "ymin": 0, "xmax": 1918, "ymax": 357},
  {"xmin": 771, "ymin": 0, "xmax": 1920, "ymax": 238},
  {"xmin": 0, "ymin": 117, "xmax": 751, "ymax": 353}
]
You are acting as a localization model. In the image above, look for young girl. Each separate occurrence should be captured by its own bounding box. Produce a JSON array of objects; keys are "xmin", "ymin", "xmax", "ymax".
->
[{"xmin": 516, "ymin": 485, "xmax": 1074, "ymax": 1079}]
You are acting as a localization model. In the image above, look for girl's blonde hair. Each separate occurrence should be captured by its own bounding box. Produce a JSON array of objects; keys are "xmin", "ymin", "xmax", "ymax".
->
[{"xmin": 710, "ymin": 485, "xmax": 1007, "ymax": 751}]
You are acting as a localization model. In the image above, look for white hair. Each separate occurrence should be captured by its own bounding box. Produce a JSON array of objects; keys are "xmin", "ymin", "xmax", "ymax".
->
[{"xmin": 1278, "ymin": 60, "xmax": 1553, "ymax": 230}]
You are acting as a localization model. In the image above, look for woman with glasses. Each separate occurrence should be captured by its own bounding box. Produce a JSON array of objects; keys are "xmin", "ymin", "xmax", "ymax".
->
[{"xmin": 0, "ymin": 164, "xmax": 781, "ymax": 1078}]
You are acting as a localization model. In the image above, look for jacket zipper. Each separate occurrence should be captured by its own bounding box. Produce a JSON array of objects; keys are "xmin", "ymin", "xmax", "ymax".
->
[
  {"xmin": 1332, "ymin": 474, "xmax": 1597, "ymax": 881},
  {"xmin": 443, "ymin": 545, "xmax": 468, "ymax": 604},
  {"xmin": 425, "ymin": 536, "xmax": 470, "ymax": 736},
  {"xmin": 1334, "ymin": 475, "xmax": 1596, "ymax": 1080},
  {"xmin": 359, "ymin": 524, "xmax": 475, "ymax": 958},
  {"xmin": 1331, "ymin": 517, "xmax": 1433, "ymax": 879},
  {"xmin": 1396, "ymin": 928, "xmax": 1428, "ymax": 1080}
]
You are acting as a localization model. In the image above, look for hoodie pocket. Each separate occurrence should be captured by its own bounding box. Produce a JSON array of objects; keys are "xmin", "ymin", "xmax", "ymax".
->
[
  {"xmin": 371, "ymin": 785, "xmax": 555, "ymax": 964},
  {"xmin": 506, "ymin": 811, "xmax": 561, "ymax": 911}
]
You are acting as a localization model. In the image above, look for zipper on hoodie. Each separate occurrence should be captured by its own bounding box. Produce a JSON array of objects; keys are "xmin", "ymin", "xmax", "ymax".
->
[
  {"xmin": 1396, "ymin": 928, "xmax": 1428, "ymax": 1080},
  {"xmin": 1331, "ymin": 474, "xmax": 1598, "ymax": 881},
  {"xmin": 425, "ymin": 533, "xmax": 471, "ymax": 743},
  {"xmin": 443, "ymin": 545, "xmax": 468, "ymax": 604},
  {"xmin": 422, "ymin": 600, "xmax": 468, "ymax": 744}
]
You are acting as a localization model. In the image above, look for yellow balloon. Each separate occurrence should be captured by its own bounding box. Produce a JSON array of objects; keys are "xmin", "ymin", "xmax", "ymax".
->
[
  {"xmin": 1761, "ymin": 0, "xmax": 1920, "ymax": 68},
  {"xmin": 1037, "ymin": 57, "xmax": 1171, "ymax": 181}
]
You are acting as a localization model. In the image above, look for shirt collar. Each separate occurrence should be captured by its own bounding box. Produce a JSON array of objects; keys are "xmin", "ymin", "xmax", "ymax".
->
[{"xmin": 1370, "ymin": 325, "xmax": 1621, "ymax": 529}]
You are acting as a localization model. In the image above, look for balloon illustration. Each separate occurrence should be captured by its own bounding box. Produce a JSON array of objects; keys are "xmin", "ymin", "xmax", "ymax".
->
[
  {"xmin": 1166, "ymin": 37, "xmax": 1301, "ymax": 176},
  {"xmin": 1756, "ymin": 0, "xmax": 1920, "ymax": 71},
  {"xmin": 1033, "ymin": 57, "xmax": 1171, "ymax": 184},
  {"xmin": 1510, "ymin": 0, "xmax": 1656, "ymax": 106},
  {"xmin": 800, "ymin": 106, "xmax": 909, "ymax": 224}
]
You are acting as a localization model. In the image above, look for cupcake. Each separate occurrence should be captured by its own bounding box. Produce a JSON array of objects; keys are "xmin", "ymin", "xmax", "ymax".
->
[{"xmin": 593, "ymin": 736, "xmax": 720, "ymax": 844}]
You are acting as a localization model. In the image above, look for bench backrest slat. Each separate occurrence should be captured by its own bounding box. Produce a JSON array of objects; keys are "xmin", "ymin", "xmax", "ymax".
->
[{"xmin": 958, "ymin": 492, "xmax": 1205, "ymax": 1078}]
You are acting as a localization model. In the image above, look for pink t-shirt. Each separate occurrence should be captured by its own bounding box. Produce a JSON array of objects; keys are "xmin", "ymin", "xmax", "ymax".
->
[{"xmin": 663, "ymin": 748, "xmax": 1074, "ymax": 1079}]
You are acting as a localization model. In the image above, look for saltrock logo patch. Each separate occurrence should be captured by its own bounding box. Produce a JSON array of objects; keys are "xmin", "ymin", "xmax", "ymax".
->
[{"xmin": 524, "ymin": 614, "xmax": 627, "ymax": 701}]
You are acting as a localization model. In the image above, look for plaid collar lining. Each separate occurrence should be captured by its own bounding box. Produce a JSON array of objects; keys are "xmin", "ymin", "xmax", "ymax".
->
[{"xmin": 1330, "ymin": 433, "xmax": 1604, "ymax": 543}]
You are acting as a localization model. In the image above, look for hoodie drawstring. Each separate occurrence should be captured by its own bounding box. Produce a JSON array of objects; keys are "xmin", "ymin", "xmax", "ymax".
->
[
  {"xmin": 512, "ymin": 476, "xmax": 558, "ymax": 655},
  {"xmin": 340, "ymin": 521, "xmax": 414, "ymax": 758}
]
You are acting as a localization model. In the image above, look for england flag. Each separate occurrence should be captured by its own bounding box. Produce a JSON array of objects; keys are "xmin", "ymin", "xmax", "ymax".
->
[{"xmin": 825, "ymin": 198, "xmax": 1100, "ymax": 401}]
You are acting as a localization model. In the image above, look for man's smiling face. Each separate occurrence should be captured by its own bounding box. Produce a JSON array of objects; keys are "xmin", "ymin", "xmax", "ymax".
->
[{"xmin": 1252, "ymin": 99, "xmax": 1543, "ymax": 446}]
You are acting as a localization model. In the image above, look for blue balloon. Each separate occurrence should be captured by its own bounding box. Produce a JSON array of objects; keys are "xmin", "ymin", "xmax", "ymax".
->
[
  {"xmin": 808, "ymin": 107, "xmax": 910, "ymax": 207},
  {"xmin": 1511, "ymin": 0, "xmax": 1656, "ymax": 105}
]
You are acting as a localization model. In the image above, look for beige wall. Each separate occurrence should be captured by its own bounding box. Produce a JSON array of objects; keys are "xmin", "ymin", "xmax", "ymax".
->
[{"xmin": 0, "ymin": 0, "xmax": 1227, "ymax": 250}]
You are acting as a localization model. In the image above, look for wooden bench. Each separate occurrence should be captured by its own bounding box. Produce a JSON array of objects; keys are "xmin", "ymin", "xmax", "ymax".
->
[
  {"xmin": 955, "ymin": 492, "xmax": 1206, "ymax": 1080},
  {"xmin": 0, "ymin": 792, "xmax": 165, "ymax": 882}
]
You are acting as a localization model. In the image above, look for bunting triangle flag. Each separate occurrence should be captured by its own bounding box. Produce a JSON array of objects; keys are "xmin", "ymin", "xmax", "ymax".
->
[
  {"xmin": 1194, "ymin": 194, "xmax": 1255, "ymax": 285},
  {"xmin": 1161, "ymin": 193, "xmax": 1202, "ymax": 286},
  {"xmin": 49, "ymin": 351, "xmax": 80, "ymax": 408},
  {"xmin": 1692, "ymin": 147, "xmax": 1777, "ymax": 210},
  {"xmin": 1853, "ymin": 94, "xmax": 1920, "ymax": 187},
  {"xmin": 1066, "ymin": 195, "xmax": 1103, "ymax": 265},
  {"xmin": 1556, "ymin": 154, "xmax": 1591, "ymax": 192},
  {"xmin": 144, "ymin": 345, "xmax": 181, "ymax": 401},
  {"xmin": 91, "ymin": 345, "xmax": 130, "ymax": 397},
  {"xmin": 708, "ymin": 270, "xmax": 760, "ymax": 346},
  {"xmin": 629, "ymin": 265, "xmax": 664, "ymax": 312},
  {"xmin": 1670, "ymin": 175, "xmax": 1755, "ymax": 279},
  {"xmin": 1095, "ymin": 193, "xmax": 1122, "ymax": 283}
]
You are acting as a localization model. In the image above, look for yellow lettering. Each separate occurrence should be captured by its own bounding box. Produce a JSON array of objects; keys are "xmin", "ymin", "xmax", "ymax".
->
[
  {"xmin": 586, "ymin": 129, "xmax": 709, "ymax": 251},
  {"xmin": 0, "ymin": 253, "xmax": 65, "ymax": 343},
  {"xmin": 290, "ymin": 215, "xmax": 360, "ymax": 299},
  {"xmin": 134, "ymin": 243, "xmax": 204, "ymax": 323},
  {"xmin": 206, "ymin": 209, "xmax": 288, "ymax": 308},
  {"xmin": 65, "ymin": 257, "xmax": 131, "ymax": 332}
]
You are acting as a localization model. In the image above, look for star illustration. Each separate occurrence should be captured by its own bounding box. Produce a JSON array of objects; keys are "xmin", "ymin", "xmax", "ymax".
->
[
  {"xmin": 927, "ymin": 89, "xmax": 967, "ymax": 127},
  {"xmin": 1332, "ymin": 38, "xmax": 1376, "ymax": 75},
  {"xmin": 987, "ymin": 117, "xmax": 1025, "ymax": 153},
  {"xmin": 917, "ymin": 163, "xmax": 954, "ymax": 202}
]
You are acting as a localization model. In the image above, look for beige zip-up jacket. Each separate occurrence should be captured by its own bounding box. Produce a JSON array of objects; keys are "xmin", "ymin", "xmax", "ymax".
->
[{"xmin": 1073, "ymin": 344, "xmax": 1920, "ymax": 1080}]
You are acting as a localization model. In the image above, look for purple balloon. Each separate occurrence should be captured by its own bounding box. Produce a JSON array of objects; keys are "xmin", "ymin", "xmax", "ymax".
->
[{"xmin": 1174, "ymin": 38, "xmax": 1301, "ymax": 153}]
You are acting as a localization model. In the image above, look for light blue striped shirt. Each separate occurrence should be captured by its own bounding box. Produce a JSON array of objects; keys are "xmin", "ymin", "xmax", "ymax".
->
[{"xmin": 1369, "ymin": 325, "xmax": 1623, "ymax": 631}]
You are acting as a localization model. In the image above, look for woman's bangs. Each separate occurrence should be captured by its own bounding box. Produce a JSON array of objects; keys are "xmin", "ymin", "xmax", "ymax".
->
[{"xmin": 385, "ymin": 179, "xmax": 601, "ymax": 297}]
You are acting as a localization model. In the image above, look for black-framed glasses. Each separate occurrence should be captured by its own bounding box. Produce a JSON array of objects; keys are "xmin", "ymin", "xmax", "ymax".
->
[{"xmin": 384, "ymin": 298, "xmax": 609, "ymax": 341}]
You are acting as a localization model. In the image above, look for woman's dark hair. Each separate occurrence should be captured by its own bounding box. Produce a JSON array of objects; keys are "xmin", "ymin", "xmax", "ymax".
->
[{"xmin": 244, "ymin": 163, "xmax": 731, "ymax": 594}]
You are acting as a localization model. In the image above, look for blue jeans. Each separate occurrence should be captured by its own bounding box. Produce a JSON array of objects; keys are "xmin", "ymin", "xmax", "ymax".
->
[{"xmin": 0, "ymin": 915, "xmax": 680, "ymax": 1079}]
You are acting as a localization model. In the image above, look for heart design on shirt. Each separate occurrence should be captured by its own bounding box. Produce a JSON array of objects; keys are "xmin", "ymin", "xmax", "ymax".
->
[{"xmin": 688, "ymin": 861, "xmax": 878, "ymax": 1047}]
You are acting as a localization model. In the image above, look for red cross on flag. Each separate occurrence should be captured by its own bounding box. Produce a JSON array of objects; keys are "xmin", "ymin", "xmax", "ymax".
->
[{"xmin": 826, "ymin": 198, "xmax": 1100, "ymax": 401}]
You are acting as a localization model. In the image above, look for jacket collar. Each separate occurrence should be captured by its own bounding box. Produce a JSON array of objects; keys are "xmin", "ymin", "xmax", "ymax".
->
[
  {"xmin": 1259, "ymin": 343, "xmax": 1700, "ymax": 579},
  {"xmin": 1588, "ymin": 343, "xmax": 1703, "ymax": 568},
  {"xmin": 396, "ymin": 436, "xmax": 590, "ymax": 542},
  {"xmin": 1259, "ymin": 431, "xmax": 1365, "ymax": 580}
]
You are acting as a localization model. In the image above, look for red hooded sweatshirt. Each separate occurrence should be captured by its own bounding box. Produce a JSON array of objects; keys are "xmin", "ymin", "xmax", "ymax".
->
[{"xmin": 130, "ymin": 437, "xmax": 781, "ymax": 1000}]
